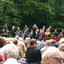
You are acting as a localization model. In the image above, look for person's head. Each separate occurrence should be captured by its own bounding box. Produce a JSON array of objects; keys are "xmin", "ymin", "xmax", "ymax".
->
[
  {"xmin": 29, "ymin": 39, "xmax": 37, "ymax": 46},
  {"xmin": 45, "ymin": 40, "xmax": 51, "ymax": 46},
  {"xmin": 17, "ymin": 27, "xmax": 20, "ymax": 29},
  {"xmin": 49, "ymin": 39, "xmax": 58, "ymax": 47},
  {"xmin": 2, "ymin": 43, "xmax": 19, "ymax": 62},
  {"xmin": 13, "ymin": 39, "xmax": 18, "ymax": 45},
  {"xmin": 25, "ymin": 37, "xmax": 31, "ymax": 48},
  {"xmin": 33, "ymin": 24, "xmax": 37, "ymax": 27},
  {"xmin": 25, "ymin": 37, "xmax": 30, "ymax": 42},
  {"xmin": 62, "ymin": 29, "xmax": 64, "ymax": 32},
  {"xmin": 58, "ymin": 43, "xmax": 64, "ymax": 52},
  {"xmin": 18, "ymin": 37, "xmax": 24, "ymax": 42},
  {"xmin": 54, "ymin": 29, "xmax": 58, "ymax": 32},
  {"xmin": 58, "ymin": 38, "xmax": 64, "ymax": 44},
  {"xmin": 0, "ymin": 36, "xmax": 5, "ymax": 48},
  {"xmin": 38, "ymin": 37, "xmax": 42, "ymax": 41},
  {"xmin": 42, "ymin": 47, "xmax": 63, "ymax": 64},
  {"xmin": 25, "ymin": 25, "xmax": 27, "ymax": 28}
]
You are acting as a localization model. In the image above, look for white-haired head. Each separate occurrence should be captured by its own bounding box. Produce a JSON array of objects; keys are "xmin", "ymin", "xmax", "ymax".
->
[
  {"xmin": 18, "ymin": 37, "xmax": 24, "ymax": 42},
  {"xmin": 2, "ymin": 43, "xmax": 19, "ymax": 61},
  {"xmin": 42, "ymin": 47, "xmax": 62, "ymax": 64},
  {"xmin": 25, "ymin": 37, "xmax": 30, "ymax": 40},
  {"xmin": 58, "ymin": 38, "xmax": 64, "ymax": 44}
]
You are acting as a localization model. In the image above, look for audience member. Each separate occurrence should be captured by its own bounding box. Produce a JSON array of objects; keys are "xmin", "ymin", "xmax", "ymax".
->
[
  {"xmin": 1, "ymin": 43, "xmax": 26, "ymax": 64},
  {"xmin": 58, "ymin": 38, "xmax": 64, "ymax": 44},
  {"xmin": 42, "ymin": 47, "xmax": 63, "ymax": 64},
  {"xmin": 58, "ymin": 43, "xmax": 64, "ymax": 52},
  {"xmin": 58, "ymin": 43, "xmax": 64, "ymax": 62},
  {"xmin": 0, "ymin": 36, "xmax": 5, "ymax": 62},
  {"xmin": 17, "ymin": 37, "xmax": 27, "ymax": 58},
  {"xmin": 1, "ymin": 43, "xmax": 20, "ymax": 64},
  {"xmin": 26, "ymin": 39, "xmax": 41, "ymax": 64},
  {"xmin": 13, "ymin": 39, "xmax": 22, "ymax": 59},
  {"xmin": 24, "ymin": 37, "xmax": 31, "ymax": 48},
  {"xmin": 37, "ymin": 37, "xmax": 44, "ymax": 50},
  {"xmin": 1, "ymin": 24, "xmax": 64, "ymax": 64},
  {"xmin": 41, "ymin": 40, "xmax": 51, "ymax": 54},
  {"xmin": 50, "ymin": 39, "xmax": 58, "ymax": 47}
]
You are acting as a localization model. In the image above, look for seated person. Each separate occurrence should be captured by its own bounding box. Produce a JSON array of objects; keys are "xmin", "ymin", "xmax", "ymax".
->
[
  {"xmin": 1, "ymin": 43, "xmax": 26, "ymax": 64},
  {"xmin": 42, "ymin": 47, "xmax": 63, "ymax": 64}
]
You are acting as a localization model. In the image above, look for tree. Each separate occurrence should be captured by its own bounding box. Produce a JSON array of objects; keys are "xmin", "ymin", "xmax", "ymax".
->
[{"xmin": 0, "ymin": 0, "xmax": 64, "ymax": 31}]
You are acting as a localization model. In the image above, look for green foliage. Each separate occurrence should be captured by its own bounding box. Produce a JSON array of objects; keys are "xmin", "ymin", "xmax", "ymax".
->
[{"xmin": 0, "ymin": 0, "xmax": 64, "ymax": 30}]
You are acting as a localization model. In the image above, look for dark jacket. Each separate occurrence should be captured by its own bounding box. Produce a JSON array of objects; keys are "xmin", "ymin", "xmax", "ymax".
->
[{"xmin": 26, "ymin": 46, "xmax": 41, "ymax": 62}]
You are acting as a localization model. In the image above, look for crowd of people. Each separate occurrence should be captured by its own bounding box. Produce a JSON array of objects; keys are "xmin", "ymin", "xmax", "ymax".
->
[
  {"xmin": 1, "ymin": 24, "xmax": 64, "ymax": 40},
  {"xmin": 0, "ymin": 24, "xmax": 64, "ymax": 64},
  {"xmin": 0, "ymin": 35, "xmax": 64, "ymax": 64}
]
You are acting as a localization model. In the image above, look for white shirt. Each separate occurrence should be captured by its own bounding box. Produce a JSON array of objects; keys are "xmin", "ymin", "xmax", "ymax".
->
[{"xmin": 3, "ymin": 58, "xmax": 20, "ymax": 64}]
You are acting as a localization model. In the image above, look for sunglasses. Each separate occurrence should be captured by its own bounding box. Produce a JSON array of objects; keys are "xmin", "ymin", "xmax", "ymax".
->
[{"xmin": 50, "ymin": 56, "xmax": 64, "ymax": 62}]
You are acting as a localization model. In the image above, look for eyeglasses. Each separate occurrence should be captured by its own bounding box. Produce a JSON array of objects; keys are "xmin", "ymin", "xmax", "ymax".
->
[{"xmin": 50, "ymin": 56, "xmax": 64, "ymax": 62}]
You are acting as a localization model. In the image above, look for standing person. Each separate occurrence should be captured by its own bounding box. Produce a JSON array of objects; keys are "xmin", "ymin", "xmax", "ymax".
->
[
  {"xmin": 32, "ymin": 24, "xmax": 38, "ymax": 38},
  {"xmin": 11, "ymin": 26, "xmax": 16, "ymax": 37},
  {"xmin": 26, "ymin": 39, "xmax": 41, "ymax": 64}
]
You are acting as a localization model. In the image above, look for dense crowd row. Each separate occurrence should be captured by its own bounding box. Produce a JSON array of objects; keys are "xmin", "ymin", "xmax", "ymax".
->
[
  {"xmin": 0, "ymin": 33, "xmax": 64, "ymax": 64},
  {"xmin": 1, "ymin": 24, "xmax": 64, "ymax": 40},
  {"xmin": 0, "ymin": 24, "xmax": 64, "ymax": 64}
]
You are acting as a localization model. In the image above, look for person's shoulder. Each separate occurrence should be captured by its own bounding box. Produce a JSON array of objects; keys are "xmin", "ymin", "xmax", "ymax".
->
[
  {"xmin": 35, "ymin": 47, "xmax": 40, "ymax": 51},
  {"xmin": 0, "ymin": 62, "xmax": 3, "ymax": 64},
  {"xmin": 17, "ymin": 60, "xmax": 26, "ymax": 64}
]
